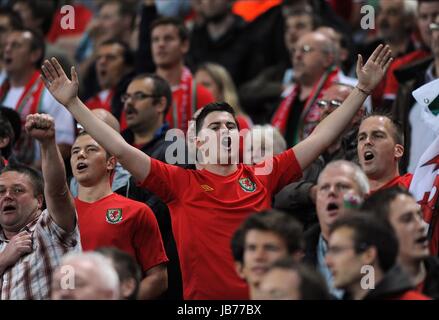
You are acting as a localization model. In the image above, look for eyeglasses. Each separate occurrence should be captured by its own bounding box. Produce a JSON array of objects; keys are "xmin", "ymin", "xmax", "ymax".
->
[
  {"xmin": 430, "ymin": 23, "xmax": 439, "ymax": 31},
  {"xmin": 317, "ymin": 99, "xmax": 343, "ymax": 109},
  {"xmin": 121, "ymin": 92, "xmax": 159, "ymax": 104},
  {"xmin": 291, "ymin": 44, "xmax": 315, "ymax": 55},
  {"xmin": 327, "ymin": 243, "xmax": 369, "ymax": 256}
]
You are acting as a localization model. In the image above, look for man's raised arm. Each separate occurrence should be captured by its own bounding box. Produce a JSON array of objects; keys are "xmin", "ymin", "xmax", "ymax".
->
[
  {"xmin": 40, "ymin": 58, "xmax": 151, "ymax": 182},
  {"xmin": 25, "ymin": 114, "xmax": 75, "ymax": 232},
  {"xmin": 293, "ymin": 44, "xmax": 392, "ymax": 171}
]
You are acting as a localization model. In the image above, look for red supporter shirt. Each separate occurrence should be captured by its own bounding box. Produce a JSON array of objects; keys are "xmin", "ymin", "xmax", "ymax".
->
[
  {"xmin": 140, "ymin": 149, "xmax": 302, "ymax": 299},
  {"xmin": 370, "ymin": 174, "xmax": 413, "ymax": 194},
  {"xmin": 75, "ymin": 193, "xmax": 168, "ymax": 272}
]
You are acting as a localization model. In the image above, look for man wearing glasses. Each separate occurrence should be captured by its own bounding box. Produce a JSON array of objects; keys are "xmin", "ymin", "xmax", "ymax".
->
[
  {"xmin": 121, "ymin": 73, "xmax": 175, "ymax": 162},
  {"xmin": 271, "ymin": 32, "xmax": 350, "ymax": 148}
]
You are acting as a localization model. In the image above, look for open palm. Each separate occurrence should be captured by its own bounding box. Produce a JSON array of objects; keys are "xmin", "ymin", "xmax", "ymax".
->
[
  {"xmin": 41, "ymin": 58, "xmax": 79, "ymax": 107},
  {"xmin": 356, "ymin": 44, "xmax": 393, "ymax": 92}
]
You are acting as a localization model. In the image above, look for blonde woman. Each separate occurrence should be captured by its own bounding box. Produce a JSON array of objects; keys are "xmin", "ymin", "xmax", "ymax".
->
[{"xmin": 195, "ymin": 62, "xmax": 253, "ymax": 130}]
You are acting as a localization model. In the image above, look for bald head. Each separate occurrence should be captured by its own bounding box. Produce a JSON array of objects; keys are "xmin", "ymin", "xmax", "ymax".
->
[{"xmin": 92, "ymin": 109, "xmax": 120, "ymax": 133}]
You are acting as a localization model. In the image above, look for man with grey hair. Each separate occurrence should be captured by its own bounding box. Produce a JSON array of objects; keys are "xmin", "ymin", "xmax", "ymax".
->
[
  {"xmin": 51, "ymin": 251, "xmax": 120, "ymax": 300},
  {"xmin": 303, "ymin": 160, "xmax": 370, "ymax": 299}
]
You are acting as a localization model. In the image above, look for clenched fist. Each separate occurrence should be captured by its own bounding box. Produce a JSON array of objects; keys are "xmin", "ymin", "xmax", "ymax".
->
[{"xmin": 25, "ymin": 113, "xmax": 56, "ymax": 142}]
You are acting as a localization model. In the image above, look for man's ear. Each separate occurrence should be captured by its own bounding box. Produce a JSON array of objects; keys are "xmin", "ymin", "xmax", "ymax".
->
[
  {"xmin": 106, "ymin": 155, "xmax": 117, "ymax": 171},
  {"xmin": 235, "ymin": 261, "xmax": 246, "ymax": 280},
  {"xmin": 361, "ymin": 246, "xmax": 377, "ymax": 266},
  {"xmin": 291, "ymin": 249, "xmax": 305, "ymax": 263},
  {"xmin": 121, "ymin": 278, "xmax": 137, "ymax": 299},
  {"xmin": 30, "ymin": 48, "xmax": 42, "ymax": 67},
  {"xmin": 181, "ymin": 39, "xmax": 189, "ymax": 55},
  {"xmin": 394, "ymin": 143, "xmax": 404, "ymax": 160},
  {"xmin": 36, "ymin": 194, "xmax": 44, "ymax": 210},
  {"xmin": 155, "ymin": 96, "xmax": 167, "ymax": 114},
  {"xmin": 0, "ymin": 136, "xmax": 10, "ymax": 149}
]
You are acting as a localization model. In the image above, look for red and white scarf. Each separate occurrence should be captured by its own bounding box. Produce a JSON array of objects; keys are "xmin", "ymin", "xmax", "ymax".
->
[
  {"xmin": 271, "ymin": 66, "xmax": 340, "ymax": 145},
  {"xmin": 166, "ymin": 67, "xmax": 196, "ymax": 132}
]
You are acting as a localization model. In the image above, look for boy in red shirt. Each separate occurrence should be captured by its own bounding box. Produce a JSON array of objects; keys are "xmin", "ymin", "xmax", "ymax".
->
[
  {"xmin": 42, "ymin": 44, "xmax": 391, "ymax": 299},
  {"xmin": 71, "ymin": 131, "xmax": 168, "ymax": 300}
]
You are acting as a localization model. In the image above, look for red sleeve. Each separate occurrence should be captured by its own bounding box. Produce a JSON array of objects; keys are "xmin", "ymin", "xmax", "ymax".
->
[
  {"xmin": 195, "ymin": 84, "xmax": 215, "ymax": 109},
  {"xmin": 383, "ymin": 61, "xmax": 400, "ymax": 98},
  {"xmin": 133, "ymin": 205, "xmax": 169, "ymax": 272},
  {"xmin": 255, "ymin": 149, "xmax": 303, "ymax": 194},
  {"xmin": 140, "ymin": 158, "xmax": 191, "ymax": 203}
]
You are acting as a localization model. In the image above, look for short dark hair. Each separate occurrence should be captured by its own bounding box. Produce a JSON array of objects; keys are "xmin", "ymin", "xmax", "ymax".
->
[
  {"xmin": 150, "ymin": 17, "xmax": 189, "ymax": 42},
  {"xmin": 131, "ymin": 73, "xmax": 173, "ymax": 117},
  {"xmin": 269, "ymin": 257, "xmax": 331, "ymax": 300},
  {"xmin": 95, "ymin": 247, "xmax": 142, "ymax": 300},
  {"xmin": 12, "ymin": 0, "xmax": 56, "ymax": 35},
  {"xmin": 361, "ymin": 186, "xmax": 414, "ymax": 223},
  {"xmin": 98, "ymin": 0, "xmax": 137, "ymax": 29},
  {"xmin": 12, "ymin": 28, "xmax": 45, "ymax": 69},
  {"xmin": 360, "ymin": 112, "xmax": 404, "ymax": 146},
  {"xmin": 0, "ymin": 117, "xmax": 15, "ymax": 159},
  {"xmin": 1, "ymin": 163, "xmax": 44, "ymax": 197},
  {"xmin": 329, "ymin": 212, "xmax": 399, "ymax": 272},
  {"xmin": 195, "ymin": 101, "xmax": 238, "ymax": 135},
  {"xmin": 231, "ymin": 209, "xmax": 304, "ymax": 264},
  {"xmin": 98, "ymin": 39, "xmax": 134, "ymax": 67},
  {"xmin": 0, "ymin": 7, "xmax": 23, "ymax": 30}
]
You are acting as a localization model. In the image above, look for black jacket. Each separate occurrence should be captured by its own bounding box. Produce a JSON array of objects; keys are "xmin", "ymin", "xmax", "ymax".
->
[
  {"xmin": 303, "ymin": 224, "xmax": 322, "ymax": 268},
  {"xmin": 423, "ymin": 256, "xmax": 439, "ymax": 299},
  {"xmin": 361, "ymin": 265, "xmax": 417, "ymax": 300},
  {"xmin": 188, "ymin": 14, "xmax": 262, "ymax": 87}
]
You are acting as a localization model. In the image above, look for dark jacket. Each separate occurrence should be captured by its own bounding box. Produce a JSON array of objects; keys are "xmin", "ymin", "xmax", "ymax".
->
[
  {"xmin": 239, "ymin": 60, "xmax": 290, "ymax": 124},
  {"xmin": 361, "ymin": 265, "xmax": 424, "ymax": 300},
  {"xmin": 423, "ymin": 256, "xmax": 439, "ymax": 299},
  {"xmin": 303, "ymin": 224, "xmax": 322, "ymax": 267},
  {"xmin": 392, "ymin": 56, "xmax": 434, "ymax": 174},
  {"xmin": 188, "ymin": 14, "xmax": 262, "ymax": 87}
]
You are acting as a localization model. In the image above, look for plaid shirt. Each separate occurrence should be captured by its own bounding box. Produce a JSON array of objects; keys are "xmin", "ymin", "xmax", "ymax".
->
[{"xmin": 0, "ymin": 209, "xmax": 81, "ymax": 300}]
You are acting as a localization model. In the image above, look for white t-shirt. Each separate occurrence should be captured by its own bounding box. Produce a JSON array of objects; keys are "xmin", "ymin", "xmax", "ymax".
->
[{"xmin": 2, "ymin": 86, "xmax": 75, "ymax": 145}]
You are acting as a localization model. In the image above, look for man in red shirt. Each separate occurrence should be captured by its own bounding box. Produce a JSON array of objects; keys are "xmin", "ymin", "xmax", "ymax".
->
[
  {"xmin": 41, "ymin": 44, "xmax": 391, "ymax": 299},
  {"xmin": 70, "ymin": 130, "xmax": 168, "ymax": 300},
  {"xmin": 357, "ymin": 114, "xmax": 413, "ymax": 193},
  {"xmin": 150, "ymin": 17, "xmax": 214, "ymax": 132}
]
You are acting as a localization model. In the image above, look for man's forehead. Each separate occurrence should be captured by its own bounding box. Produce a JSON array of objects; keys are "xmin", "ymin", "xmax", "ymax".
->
[
  {"xmin": 359, "ymin": 116, "xmax": 392, "ymax": 132},
  {"xmin": 319, "ymin": 165, "xmax": 354, "ymax": 184},
  {"xmin": 73, "ymin": 134, "xmax": 101, "ymax": 148},
  {"xmin": 127, "ymin": 78, "xmax": 153, "ymax": 92},
  {"xmin": 321, "ymin": 85, "xmax": 351, "ymax": 100},
  {"xmin": 98, "ymin": 43, "xmax": 124, "ymax": 55},
  {"xmin": 330, "ymin": 227, "xmax": 354, "ymax": 244},
  {"xmin": 0, "ymin": 171, "xmax": 30, "ymax": 184},
  {"xmin": 203, "ymin": 111, "xmax": 236, "ymax": 124},
  {"xmin": 8, "ymin": 30, "xmax": 31, "ymax": 42}
]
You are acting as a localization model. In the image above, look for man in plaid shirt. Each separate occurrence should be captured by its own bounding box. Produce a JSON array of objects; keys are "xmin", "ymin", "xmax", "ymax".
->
[{"xmin": 0, "ymin": 113, "xmax": 80, "ymax": 299}]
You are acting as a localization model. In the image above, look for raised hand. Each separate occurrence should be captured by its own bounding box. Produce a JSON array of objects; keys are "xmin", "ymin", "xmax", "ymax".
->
[
  {"xmin": 25, "ymin": 113, "xmax": 55, "ymax": 143},
  {"xmin": 356, "ymin": 44, "xmax": 392, "ymax": 93},
  {"xmin": 41, "ymin": 58, "xmax": 79, "ymax": 107}
]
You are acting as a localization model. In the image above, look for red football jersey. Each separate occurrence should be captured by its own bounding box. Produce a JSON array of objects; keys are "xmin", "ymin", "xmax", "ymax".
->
[
  {"xmin": 75, "ymin": 193, "xmax": 168, "ymax": 272},
  {"xmin": 140, "ymin": 149, "xmax": 302, "ymax": 299}
]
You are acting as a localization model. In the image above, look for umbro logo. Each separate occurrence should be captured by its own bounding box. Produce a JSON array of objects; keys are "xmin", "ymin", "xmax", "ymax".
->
[{"xmin": 200, "ymin": 184, "xmax": 214, "ymax": 192}]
